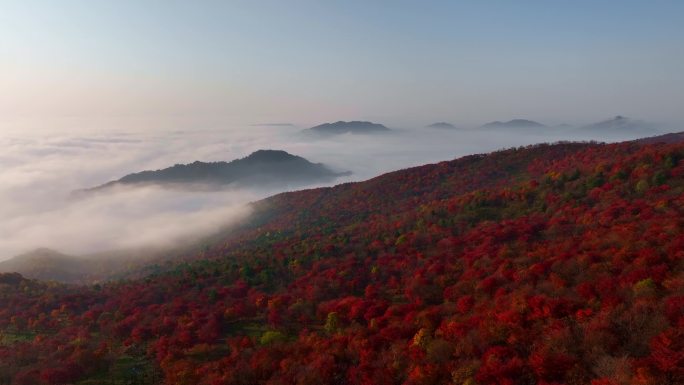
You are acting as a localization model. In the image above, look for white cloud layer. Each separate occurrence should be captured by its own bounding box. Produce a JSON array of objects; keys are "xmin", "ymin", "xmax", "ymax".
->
[{"xmin": 0, "ymin": 122, "xmax": 664, "ymax": 260}]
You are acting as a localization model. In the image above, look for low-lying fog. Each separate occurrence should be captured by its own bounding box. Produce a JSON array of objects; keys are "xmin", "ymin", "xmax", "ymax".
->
[{"xmin": 0, "ymin": 122, "xmax": 668, "ymax": 260}]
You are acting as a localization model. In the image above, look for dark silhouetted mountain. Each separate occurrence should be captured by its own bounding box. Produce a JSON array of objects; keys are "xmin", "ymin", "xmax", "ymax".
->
[
  {"xmin": 82, "ymin": 150, "xmax": 349, "ymax": 192},
  {"xmin": 580, "ymin": 115, "xmax": 658, "ymax": 132},
  {"xmin": 480, "ymin": 119, "xmax": 546, "ymax": 129},
  {"xmin": 426, "ymin": 122, "xmax": 457, "ymax": 129},
  {"xmin": 304, "ymin": 121, "xmax": 390, "ymax": 135}
]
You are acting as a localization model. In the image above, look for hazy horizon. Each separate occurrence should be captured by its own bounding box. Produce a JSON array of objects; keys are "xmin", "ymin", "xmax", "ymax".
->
[{"xmin": 2, "ymin": 1, "xmax": 684, "ymax": 130}]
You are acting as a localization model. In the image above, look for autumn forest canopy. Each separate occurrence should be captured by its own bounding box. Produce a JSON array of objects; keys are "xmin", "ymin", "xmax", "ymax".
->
[
  {"xmin": 0, "ymin": 134, "xmax": 682, "ymax": 385},
  {"xmin": 4, "ymin": 1, "xmax": 684, "ymax": 384}
]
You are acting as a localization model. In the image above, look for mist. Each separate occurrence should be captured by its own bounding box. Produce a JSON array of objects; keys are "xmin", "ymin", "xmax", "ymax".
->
[{"xmin": 0, "ymin": 121, "xmax": 667, "ymax": 261}]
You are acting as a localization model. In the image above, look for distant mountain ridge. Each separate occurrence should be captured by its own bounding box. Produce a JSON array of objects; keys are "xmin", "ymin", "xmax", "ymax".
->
[
  {"xmin": 426, "ymin": 122, "xmax": 457, "ymax": 129},
  {"xmin": 581, "ymin": 115, "xmax": 658, "ymax": 132},
  {"xmin": 81, "ymin": 150, "xmax": 349, "ymax": 193},
  {"xmin": 304, "ymin": 121, "xmax": 390, "ymax": 135},
  {"xmin": 480, "ymin": 119, "xmax": 546, "ymax": 129}
]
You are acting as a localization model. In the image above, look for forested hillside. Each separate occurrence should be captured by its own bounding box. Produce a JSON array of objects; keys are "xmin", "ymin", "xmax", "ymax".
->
[{"xmin": 1, "ymin": 137, "xmax": 682, "ymax": 385}]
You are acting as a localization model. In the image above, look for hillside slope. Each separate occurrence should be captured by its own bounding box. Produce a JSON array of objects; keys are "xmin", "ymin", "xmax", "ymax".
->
[{"xmin": 0, "ymin": 136, "xmax": 683, "ymax": 385}]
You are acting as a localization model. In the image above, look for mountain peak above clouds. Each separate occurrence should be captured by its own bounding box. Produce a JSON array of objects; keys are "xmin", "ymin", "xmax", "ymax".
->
[
  {"xmin": 426, "ymin": 122, "xmax": 457, "ymax": 129},
  {"xmin": 304, "ymin": 121, "xmax": 390, "ymax": 135},
  {"xmin": 80, "ymin": 150, "xmax": 349, "ymax": 193},
  {"xmin": 480, "ymin": 119, "xmax": 546, "ymax": 129}
]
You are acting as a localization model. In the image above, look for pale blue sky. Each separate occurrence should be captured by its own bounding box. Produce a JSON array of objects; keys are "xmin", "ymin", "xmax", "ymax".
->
[{"xmin": 1, "ymin": 0, "xmax": 683, "ymax": 128}]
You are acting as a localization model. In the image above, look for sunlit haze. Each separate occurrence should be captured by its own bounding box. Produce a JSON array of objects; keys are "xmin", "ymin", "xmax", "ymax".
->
[{"xmin": 2, "ymin": 1, "xmax": 683, "ymax": 129}]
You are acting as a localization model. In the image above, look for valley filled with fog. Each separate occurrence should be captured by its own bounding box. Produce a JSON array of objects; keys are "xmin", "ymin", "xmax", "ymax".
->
[{"xmin": 0, "ymin": 121, "xmax": 666, "ymax": 260}]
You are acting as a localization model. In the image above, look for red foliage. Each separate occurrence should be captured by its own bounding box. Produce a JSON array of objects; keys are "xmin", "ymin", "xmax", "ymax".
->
[{"xmin": 0, "ymin": 139, "xmax": 683, "ymax": 384}]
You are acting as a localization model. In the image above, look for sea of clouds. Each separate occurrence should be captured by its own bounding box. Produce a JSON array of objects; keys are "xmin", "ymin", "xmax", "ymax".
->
[{"xmin": 0, "ymin": 122, "xmax": 663, "ymax": 260}]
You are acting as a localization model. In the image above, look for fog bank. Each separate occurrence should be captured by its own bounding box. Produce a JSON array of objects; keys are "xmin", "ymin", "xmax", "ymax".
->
[{"xmin": 0, "ymin": 122, "xmax": 665, "ymax": 260}]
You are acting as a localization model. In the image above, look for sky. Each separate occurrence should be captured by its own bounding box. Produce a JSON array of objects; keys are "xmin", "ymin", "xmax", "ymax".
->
[{"xmin": 1, "ymin": 0, "xmax": 684, "ymax": 129}]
